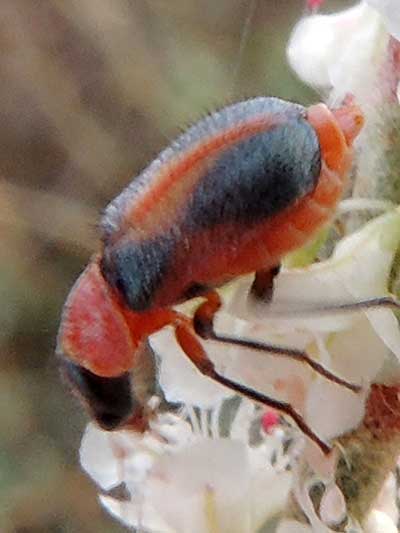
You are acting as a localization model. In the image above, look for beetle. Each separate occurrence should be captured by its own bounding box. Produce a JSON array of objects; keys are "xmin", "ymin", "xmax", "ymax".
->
[{"xmin": 57, "ymin": 96, "xmax": 365, "ymax": 454}]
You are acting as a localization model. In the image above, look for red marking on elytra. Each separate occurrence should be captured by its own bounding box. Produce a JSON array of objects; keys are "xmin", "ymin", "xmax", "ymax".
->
[{"xmin": 125, "ymin": 115, "xmax": 281, "ymax": 228}]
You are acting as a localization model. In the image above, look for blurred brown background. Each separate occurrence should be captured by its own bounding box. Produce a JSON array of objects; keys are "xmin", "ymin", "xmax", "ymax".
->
[{"xmin": 0, "ymin": 1, "xmax": 350, "ymax": 531}]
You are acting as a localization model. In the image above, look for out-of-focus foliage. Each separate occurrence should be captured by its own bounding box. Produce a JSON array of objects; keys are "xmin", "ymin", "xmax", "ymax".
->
[{"xmin": 0, "ymin": 1, "xmax": 351, "ymax": 531}]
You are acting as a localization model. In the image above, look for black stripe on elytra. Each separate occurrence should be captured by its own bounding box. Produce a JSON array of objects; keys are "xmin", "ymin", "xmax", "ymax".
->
[
  {"xmin": 183, "ymin": 117, "xmax": 321, "ymax": 231},
  {"xmin": 100, "ymin": 232, "xmax": 175, "ymax": 312},
  {"xmin": 101, "ymin": 97, "xmax": 306, "ymax": 239},
  {"xmin": 99, "ymin": 99, "xmax": 319, "ymax": 312}
]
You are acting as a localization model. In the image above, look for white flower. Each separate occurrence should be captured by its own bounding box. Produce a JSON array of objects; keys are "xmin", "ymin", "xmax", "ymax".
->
[
  {"xmin": 276, "ymin": 521, "xmax": 314, "ymax": 533},
  {"xmin": 364, "ymin": 510, "xmax": 398, "ymax": 533},
  {"xmin": 279, "ymin": 478, "xmax": 399, "ymax": 533},
  {"xmin": 287, "ymin": 1, "xmax": 400, "ymax": 103},
  {"xmin": 80, "ymin": 209, "xmax": 400, "ymax": 531},
  {"xmin": 150, "ymin": 326, "xmax": 233, "ymax": 409},
  {"xmin": 367, "ymin": 0, "xmax": 400, "ymax": 40},
  {"xmin": 319, "ymin": 484, "xmax": 347, "ymax": 527},
  {"xmin": 80, "ymin": 401, "xmax": 291, "ymax": 533}
]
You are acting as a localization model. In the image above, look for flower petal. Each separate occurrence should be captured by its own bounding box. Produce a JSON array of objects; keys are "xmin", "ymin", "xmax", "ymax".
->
[
  {"xmin": 364, "ymin": 510, "xmax": 398, "ymax": 533},
  {"xmin": 80, "ymin": 423, "xmax": 143, "ymax": 491},
  {"xmin": 277, "ymin": 520, "xmax": 312, "ymax": 533},
  {"xmin": 287, "ymin": 2, "xmax": 388, "ymax": 100},
  {"xmin": 327, "ymin": 317, "xmax": 389, "ymax": 383},
  {"xmin": 367, "ymin": 0, "xmax": 400, "ymax": 39},
  {"xmin": 146, "ymin": 438, "xmax": 253, "ymax": 533},
  {"xmin": 320, "ymin": 484, "xmax": 347, "ymax": 527},
  {"xmin": 330, "ymin": 209, "xmax": 400, "ymax": 360},
  {"xmin": 373, "ymin": 473, "xmax": 399, "ymax": 525},
  {"xmin": 151, "ymin": 327, "xmax": 232, "ymax": 408},
  {"xmin": 249, "ymin": 447, "xmax": 292, "ymax": 529},
  {"xmin": 305, "ymin": 379, "xmax": 367, "ymax": 440},
  {"xmin": 99, "ymin": 494, "xmax": 174, "ymax": 532}
]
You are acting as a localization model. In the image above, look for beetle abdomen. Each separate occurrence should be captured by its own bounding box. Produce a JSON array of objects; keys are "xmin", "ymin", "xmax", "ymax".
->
[
  {"xmin": 100, "ymin": 97, "xmax": 323, "ymax": 312},
  {"xmin": 101, "ymin": 97, "xmax": 311, "ymax": 241},
  {"xmin": 184, "ymin": 118, "xmax": 320, "ymax": 230}
]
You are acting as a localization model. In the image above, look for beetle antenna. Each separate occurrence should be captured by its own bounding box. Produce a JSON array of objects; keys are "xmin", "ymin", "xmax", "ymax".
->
[{"xmin": 251, "ymin": 295, "xmax": 400, "ymax": 318}]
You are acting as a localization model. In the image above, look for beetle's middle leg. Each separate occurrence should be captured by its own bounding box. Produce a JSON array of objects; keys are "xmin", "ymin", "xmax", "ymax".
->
[
  {"xmin": 173, "ymin": 312, "xmax": 331, "ymax": 454},
  {"xmin": 250, "ymin": 265, "xmax": 281, "ymax": 302},
  {"xmin": 191, "ymin": 290, "xmax": 361, "ymax": 393}
]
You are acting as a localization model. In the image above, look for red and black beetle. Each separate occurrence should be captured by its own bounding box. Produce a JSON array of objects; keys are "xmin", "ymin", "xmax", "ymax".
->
[{"xmin": 57, "ymin": 96, "xmax": 364, "ymax": 453}]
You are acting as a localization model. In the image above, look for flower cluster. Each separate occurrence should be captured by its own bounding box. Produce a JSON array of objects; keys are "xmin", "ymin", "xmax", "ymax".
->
[
  {"xmin": 288, "ymin": 0, "xmax": 400, "ymax": 104},
  {"xmin": 80, "ymin": 2, "xmax": 400, "ymax": 531},
  {"xmin": 81, "ymin": 400, "xmax": 292, "ymax": 532}
]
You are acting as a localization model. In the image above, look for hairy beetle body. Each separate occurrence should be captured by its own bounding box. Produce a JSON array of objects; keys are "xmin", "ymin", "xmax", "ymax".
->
[
  {"xmin": 101, "ymin": 97, "xmax": 352, "ymax": 312},
  {"xmin": 57, "ymin": 96, "xmax": 364, "ymax": 452}
]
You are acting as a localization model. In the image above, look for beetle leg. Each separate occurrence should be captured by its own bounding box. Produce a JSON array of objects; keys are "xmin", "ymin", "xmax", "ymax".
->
[
  {"xmin": 250, "ymin": 265, "xmax": 281, "ymax": 302},
  {"xmin": 174, "ymin": 316, "xmax": 331, "ymax": 454},
  {"xmin": 192, "ymin": 290, "xmax": 361, "ymax": 393}
]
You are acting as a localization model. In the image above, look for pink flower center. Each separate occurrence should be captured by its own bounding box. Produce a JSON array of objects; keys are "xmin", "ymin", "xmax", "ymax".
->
[
  {"xmin": 261, "ymin": 410, "xmax": 280, "ymax": 434},
  {"xmin": 307, "ymin": 0, "xmax": 325, "ymax": 10}
]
